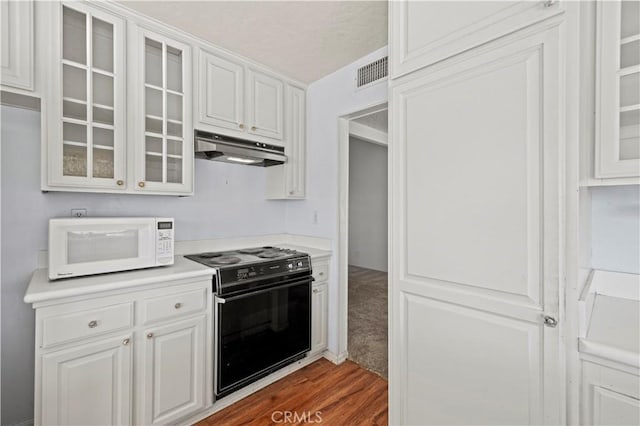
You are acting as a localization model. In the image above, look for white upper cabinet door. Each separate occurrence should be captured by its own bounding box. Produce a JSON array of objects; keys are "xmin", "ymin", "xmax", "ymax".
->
[
  {"xmin": 595, "ymin": 1, "xmax": 640, "ymax": 178},
  {"xmin": 247, "ymin": 69, "xmax": 284, "ymax": 142},
  {"xmin": 1, "ymin": 0, "xmax": 34, "ymax": 91},
  {"xmin": 266, "ymin": 83, "xmax": 306, "ymax": 199},
  {"xmin": 389, "ymin": 19, "xmax": 564, "ymax": 425},
  {"xmin": 138, "ymin": 315, "xmax": 206, "ymax": 426},
  {"xmin": 132, "ymin": 25, "xmax": 193, "ymax": 195},
  {"xmin": 40, "ymin": 334, "xmax": 132, "ymax": 426},
  {"xmin": 389, "ymin": 0, "xmax": 563, "ymax": 78},
  {"xmin": 44, "ymin": 1, "xmax": 127, "ymax": 191},
  {"xmin": 198, "ymin": 50, "xmax": 245, "ymax": 132}
]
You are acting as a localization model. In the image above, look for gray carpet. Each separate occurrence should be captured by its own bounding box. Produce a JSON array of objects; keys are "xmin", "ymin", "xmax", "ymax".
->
[{"xmin": 348, "ymin": 265, "xmax": 388, "ymax": 379}]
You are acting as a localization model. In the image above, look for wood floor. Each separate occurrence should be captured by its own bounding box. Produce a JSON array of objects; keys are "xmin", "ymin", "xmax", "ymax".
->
[{"xmin": 195, "ymin": 358, "xmax": 388, "ymax": 426}]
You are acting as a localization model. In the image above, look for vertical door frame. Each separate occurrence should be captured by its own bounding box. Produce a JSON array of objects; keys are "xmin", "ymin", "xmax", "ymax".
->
[{"xmin": 336, "ymin": 101, "xmax": 388, "ymax": 362}]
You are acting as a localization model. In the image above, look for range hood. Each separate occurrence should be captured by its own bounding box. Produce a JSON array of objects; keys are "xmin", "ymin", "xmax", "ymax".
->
[{"xmin": 194, "ymin": 130, "xmax": 286, "ymax": 167}]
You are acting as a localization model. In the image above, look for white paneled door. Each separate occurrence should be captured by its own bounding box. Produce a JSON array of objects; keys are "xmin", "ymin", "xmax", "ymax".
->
[{"xmin": 389, "ymin": 19, "xmax": 564, "ymax": 425}]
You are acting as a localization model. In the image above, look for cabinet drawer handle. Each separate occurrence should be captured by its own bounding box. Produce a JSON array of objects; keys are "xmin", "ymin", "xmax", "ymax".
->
[
  {"xmin": 123, "ymin": 338, "xmax": 130, "ymax": 346},
  {"xmin": 238, "ymin": 123, "xmax": 245, "ymax": 129},
  {"xmin": 147, "ymin": 332, "xmax": 154, "ymax": 339},
  {"xmin": 88, "ymin": 320, "xmax": 98, "ymax": 328},
  {"xmin": 116, "ymin": 180, "xmax": 124, "ymax": 186},
  {"xmin": 138, "ymin": 181, "xmax": 145, "ymax": 188},
  {"xmin": 318, "ymin": 272, "xmax": 324, "ymax": 276},
  {"xmin": 251, "ymin": 126, "xmax": 257, "ymax": 131},
  {"xmin": 174, "ymin": 302, "xmax": 182, "ymax": 309}
]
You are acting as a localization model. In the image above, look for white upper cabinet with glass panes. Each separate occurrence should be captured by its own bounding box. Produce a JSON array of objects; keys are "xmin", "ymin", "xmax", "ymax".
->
[
  {"xmin": 131, "ymin": 26, "xmax": 193, "ymax": 194},
  {"xmin": 43, "ymin": 1, "xmax": 126, "ymax": 190},
  {"xmin": 596, "ymin": 0, "xmax": 640, "ymax": 178},
  {"xmin": 41, "ymin": 1, "xmax": 193, "ymax": 195}
]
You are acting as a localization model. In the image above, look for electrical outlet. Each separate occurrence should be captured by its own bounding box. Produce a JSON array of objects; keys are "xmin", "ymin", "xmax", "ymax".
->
[{"xmin": 71, "ymin": 208, "xmax": 87, "ymax": 217}]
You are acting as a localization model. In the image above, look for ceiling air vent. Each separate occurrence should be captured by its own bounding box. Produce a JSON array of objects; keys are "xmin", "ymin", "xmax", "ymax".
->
[{"xmin": 356, "ymin": 56, "xmax": 388, "ymax": 89}]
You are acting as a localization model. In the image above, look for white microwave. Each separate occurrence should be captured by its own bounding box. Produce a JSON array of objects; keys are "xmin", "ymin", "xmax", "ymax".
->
[{"xmin": 49, "ymin": 217, "xmax": 174, "ymax": 280}]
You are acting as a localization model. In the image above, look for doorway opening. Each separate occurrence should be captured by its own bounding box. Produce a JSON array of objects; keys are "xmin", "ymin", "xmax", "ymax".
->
[{"xmin": 337, "ymin": 103, "xmax": 388, "ymax": 378}]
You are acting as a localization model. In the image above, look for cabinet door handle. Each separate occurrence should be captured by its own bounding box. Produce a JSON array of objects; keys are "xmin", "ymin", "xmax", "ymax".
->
[
  {"xmin": 116, "ymin": 180, "xmax": 124, "ymax": 186},
  {"xmin": 251, "ymin": 126, "xmax": 257, "ymax": 131},
  {"xmin": 147, "ymin": 332, "xmax": 154, "ymax": 339},
  {"xmin": 174, "ymin": 302, "xmax": 182, "ymax": 309},
  {"xmin": 313, "ymin": 288, "xmax": 319, "ymax": 294},
  {"xmin": 318, "ymin": 272, "xmax": 324, "ymax": 277},
  {"xmin": 138, "ymin": 181, "xmax": 145, "ymax": 188},
  {"xmin": 238, "ymin": 123, "xmax": 245, "ymax": 129},
  {"xmin": 88, "ymin": 320, "xmax": 98, "ymax": 328},
  {"xmin": 123, "ymin": 338, "xmax": 130, "ymax": 346}
]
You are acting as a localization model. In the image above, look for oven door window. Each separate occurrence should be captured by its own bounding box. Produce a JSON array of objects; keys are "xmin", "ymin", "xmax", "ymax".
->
[{"xmin": 217, "ymin": 280, "xmax": 311, "ymax": 394}]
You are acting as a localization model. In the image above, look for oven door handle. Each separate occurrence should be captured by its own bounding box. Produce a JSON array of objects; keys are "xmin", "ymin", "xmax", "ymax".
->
[
  {"xmin": 215, "ymin": 296, "xmax": 226, "ymax": 304},
  {"xmin": 221, "ymin": 278, "xmax": 312, "ymax": 302}
]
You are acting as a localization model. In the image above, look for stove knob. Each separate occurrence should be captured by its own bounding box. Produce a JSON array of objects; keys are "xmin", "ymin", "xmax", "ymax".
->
[
  {"xmin": 297, "ymin": 261, "xmax": 303, "ymax": 267},
  {"xmin": 288, "ymin": 263, "xmax": 293, "ymax": 269}
]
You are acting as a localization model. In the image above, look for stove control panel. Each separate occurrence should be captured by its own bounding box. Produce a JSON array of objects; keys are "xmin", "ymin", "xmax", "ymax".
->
[{"xmin": 229, "ymin": 256, "xmax": 310, "ymax": 282}]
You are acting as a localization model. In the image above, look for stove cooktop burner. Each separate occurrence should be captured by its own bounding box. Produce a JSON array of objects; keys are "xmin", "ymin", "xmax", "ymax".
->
[
  {"xmin": 198, "ymin": 252, "xmax": 223, "ymax": 259},
  {"xmin": 209, "ymin": 256, "xmax": 241, "ymax": 265},
  {"xmin": 257, "ymin": 251, "xmax": 286, "ymax": 258},
  {"xmin": 237, "ymin": 248, "xmax": 265, "ymax": 254}
]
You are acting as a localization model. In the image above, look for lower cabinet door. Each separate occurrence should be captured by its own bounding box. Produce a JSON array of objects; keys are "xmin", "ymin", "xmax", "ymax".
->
[
  {"xmin": 139, "ymin": 315, "xmax": 207, "ymax": 425},
  {"xmin": 40, "ymin": 334, "xmax": 133, "ymax": 426},
  {"xmin": 311, "ymin": 282, "xmax": 328, "ymax": 354}
]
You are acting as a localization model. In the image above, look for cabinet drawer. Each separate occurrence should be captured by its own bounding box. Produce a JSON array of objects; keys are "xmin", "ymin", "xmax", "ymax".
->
[
  {"xmin": 42, "ymin": 303, "xmax": 133, "ymax": 348},
  {"xmin": 312, "ymin": 263, "xmax": 329, "ymax": 282},
  {"xmin": 142, "ymin": 288, "xmax": 207, "ymax": 324}
]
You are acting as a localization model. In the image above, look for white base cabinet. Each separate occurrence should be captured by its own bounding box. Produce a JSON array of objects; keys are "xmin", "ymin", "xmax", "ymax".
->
[
  {"xmin": 41, "ymin": 333, "xmax": 133, "ymax": 426},
  {"xmin": 32, "ymin": 278, "xmax": 212, "ymax": 426},
  {"xmin": 310, "ymin": 258, "xmax": 329, "ymax": 355},
  {"xmin": 138, "ymin": 315, "xmax": 207, "ymax": 425},
  {"xmin": 582, "ymin": 360, "xmax": 640, "ymax": 425}
]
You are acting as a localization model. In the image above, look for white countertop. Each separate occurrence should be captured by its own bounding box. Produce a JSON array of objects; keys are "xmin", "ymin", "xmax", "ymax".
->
[
  {"xmin": 25, "ymin": 243, "xmax": 332, "ymax": 305},
  {"xmin": 24, "ymin": 256, "xmax": 216, "ymax": 304}
]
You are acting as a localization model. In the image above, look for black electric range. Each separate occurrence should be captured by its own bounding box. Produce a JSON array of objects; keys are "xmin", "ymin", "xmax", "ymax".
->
[{"xmin": 185, "ymin": 246, "xmax": 313, "ymax": 398}]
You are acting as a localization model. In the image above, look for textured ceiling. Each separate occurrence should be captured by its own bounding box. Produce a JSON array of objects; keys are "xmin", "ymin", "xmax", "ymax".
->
[
  {"xmin": 120, "ymin": 1, "xmax": 388, "ymax": 83},
  {"xmin": 352, "ymin": 109, "xmax": 387, "ymax": 132}
]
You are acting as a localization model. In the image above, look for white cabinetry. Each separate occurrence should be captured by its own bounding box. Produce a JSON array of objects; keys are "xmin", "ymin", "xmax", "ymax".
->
[
  {"xmin": 310, "ymin": 259, "xmax": 329, "ymax": 355},
  {"xmin": 198, "ymin": 51, "xmax": 245, "ymax": 132},
  {"xmin": 41, "ymin": 334, "xmax": 132, "ymax": 426},
  {"xmin": 196, "ymin": 49, "xmax": 285, "ymax": 144},
  {"xmin": 40, "ymin": 1, "xmax": 194, "ymax": 195},
  {"xmin": 138, "ymin": 315, "xmax": 207, "ymax": 425},
  {"xmin": 1, "ymin": 0, "xmax": 34, "ymax": 92},
  {"xmin": 389, "ymin": 0, "xmax": 562, "ymax": 78},
  {"xmin": 247, "ymin": 68, "xmax": 284, "ymax": 141},
  {"xmin": 31, "ymin": 278, "xmax": 212, "ymax": 426},
  {"xmin": 389, "ymin": 11, "xmax": 569, "ymax": 425},
  {"xmin": 131, "ymin": 25, "xmax": 193, "ymax": 194},
  {"xmin": 595, "ymin": 0, "xmax": 640, "ymax": 178},
  {"xmin": 582, "ymin": 361, "xmax": 640, "ymax": 425},
  {"xmin": 43, "ymin": 1, "xmax": 127, "ymax": 191},
  {"xmin": 266, "ymin": 83, "xmax": 306, "ymax": 199}
]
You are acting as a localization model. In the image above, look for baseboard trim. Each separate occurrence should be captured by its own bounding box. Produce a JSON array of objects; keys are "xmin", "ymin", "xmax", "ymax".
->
[{"xmin": 323, "ymin": 350, "xmax": 348, "ymax": 364}]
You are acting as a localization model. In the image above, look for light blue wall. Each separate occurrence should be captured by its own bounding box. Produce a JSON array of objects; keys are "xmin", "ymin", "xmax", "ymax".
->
[
  {"xmin": 591, "ymin": 186, "xmax": 640, "ymax": 274},
  {"xmin": 0, "ymin": 105, "xmax": 288, "ymax": 425}
]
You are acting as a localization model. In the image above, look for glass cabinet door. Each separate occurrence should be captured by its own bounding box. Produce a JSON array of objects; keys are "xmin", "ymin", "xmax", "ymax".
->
[
  {"xmin": 136, "ymin": 27, "xmax": 193, "ymax": 194},
  {"xmin": 50, "ymin": 2, "xmax": 125, "ymax": 188},
  {"xmin": 596, "ymin": 1, "xmax": 640, "ymax": 178}
]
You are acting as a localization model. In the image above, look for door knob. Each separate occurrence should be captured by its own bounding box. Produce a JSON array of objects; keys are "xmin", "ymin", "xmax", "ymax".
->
[{"xmin": 543, "ymin": 315, "xmax": 557, "ymax": 328}]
